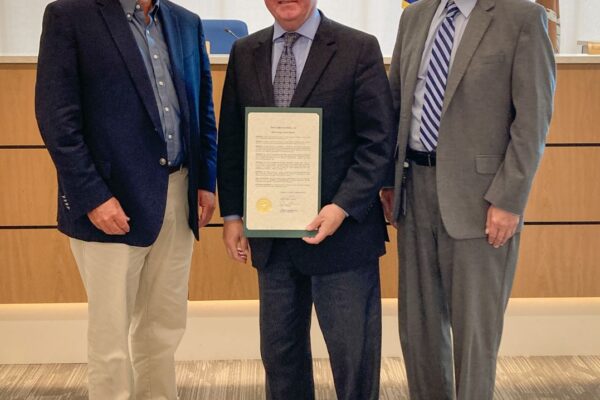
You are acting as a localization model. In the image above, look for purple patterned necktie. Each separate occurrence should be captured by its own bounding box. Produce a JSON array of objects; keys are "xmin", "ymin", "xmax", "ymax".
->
[
  {"xmin": 274, "ymin": 32, "xmax": 301, "ymax": 107},
  {"xmin": 419, "ymin": 1, "xmax": 461, "ymax": 151}
]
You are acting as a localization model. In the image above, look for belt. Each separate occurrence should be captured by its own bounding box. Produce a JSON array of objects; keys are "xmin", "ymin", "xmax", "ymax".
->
[{"xmin": 406, "ymin": 148, "xmax": 436, "ymax": 167}]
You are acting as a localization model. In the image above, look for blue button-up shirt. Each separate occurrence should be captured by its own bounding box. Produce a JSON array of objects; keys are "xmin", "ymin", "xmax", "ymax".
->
[{"xmin": 120, "ymin": 0, "xmax": 184, "ymax": 167}]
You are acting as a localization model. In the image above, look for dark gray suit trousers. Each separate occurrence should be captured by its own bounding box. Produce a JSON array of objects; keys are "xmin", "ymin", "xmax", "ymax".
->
[
  {"xmin": 259, "ymin": 239, "xmax": 382, "ymax": 400},
  {"xmin": 398, "ymin": 162, "xmax": 520, "ymax": 400}
]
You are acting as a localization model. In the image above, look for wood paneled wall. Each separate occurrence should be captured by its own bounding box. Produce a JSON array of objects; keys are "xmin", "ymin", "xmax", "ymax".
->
[{"xmin": 1, "ymin": 62, "xmax": 599, "ymax": 304}]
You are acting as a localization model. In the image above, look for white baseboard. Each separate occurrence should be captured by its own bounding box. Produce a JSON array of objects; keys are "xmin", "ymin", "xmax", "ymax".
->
[{"xmin": 1, "ymin": 298, "xmax": 599, "ymax": 364}]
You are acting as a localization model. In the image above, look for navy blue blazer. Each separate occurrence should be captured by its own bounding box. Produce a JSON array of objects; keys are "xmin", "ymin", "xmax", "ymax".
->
[
  {"xmin": 218, "ymin": 16, "xmax": 395, "ymax": 275},
  {"xmin": 35, "ymin": 0, "xmax": 217, "ymax": 246}
]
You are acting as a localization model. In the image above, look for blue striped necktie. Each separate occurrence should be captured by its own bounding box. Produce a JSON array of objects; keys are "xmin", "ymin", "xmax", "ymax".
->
[{"xmin": 419, "ymin": 1, "xmax": 461, "ymax": 152}]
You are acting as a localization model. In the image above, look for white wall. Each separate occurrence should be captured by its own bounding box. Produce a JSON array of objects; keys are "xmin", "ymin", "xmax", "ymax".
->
[{"xmin": 0, "ymin": 0, "xmax": 599, "ymax": 56}]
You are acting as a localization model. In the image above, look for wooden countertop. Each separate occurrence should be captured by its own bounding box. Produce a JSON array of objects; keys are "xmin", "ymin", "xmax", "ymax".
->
[{"xmin": 1, "ymin": 54, "xmax": 600, "ymax": 65}]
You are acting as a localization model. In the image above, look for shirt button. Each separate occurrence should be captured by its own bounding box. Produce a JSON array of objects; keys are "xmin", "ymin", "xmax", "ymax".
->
[
  {"xmin": 127, "ymin": 13, "xmax": 132, "ymax": 20},
  {"xmin": 164, "ymin": 106, "xmax": 170, "ymax": 112},
  {"xmin": 135, "ymin": 4, "xmax": 141, "ymax": 9},
  {"xmin": 168, "ymin": 134, "xmax": 173, "ymax": 139},
  {"xmin": 153, "ymin": 54, "xmax": 159, "ymax": 59},
  {"xmin": 159, "ymin": 158, "xmax": 167, "ymax": 166},
  {"xmin": 158, "ymin": 81, "xmax": 164, "ymax": 86}
]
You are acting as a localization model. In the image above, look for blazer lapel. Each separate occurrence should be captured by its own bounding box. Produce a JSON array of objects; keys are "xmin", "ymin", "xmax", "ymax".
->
[
  {"xmin": 253, "ymin": 28, "xmax": 275, "ymax": 106},
  {"xmin": 159, "ymin": 2, "xmax": 191, "ymax": 139},
  {"xmin": 290, "ymin": 16, "xmax": 337, "ymax": 108},
  {"xmin": 97, "ymin": 0, "xmax": 163, "ymax": 134},
  {"xmin": 402, "ymin": 0, "xmax": 439, "ymax": 119},
  {"xmin": 442, "ymin": 0, "xmax": 494, "ymax": 115}
]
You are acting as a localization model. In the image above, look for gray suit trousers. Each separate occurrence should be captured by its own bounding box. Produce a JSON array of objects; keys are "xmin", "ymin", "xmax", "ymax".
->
[{"xmin": 398, "ymin": 162, "xmax": 520, "ymax": 400}]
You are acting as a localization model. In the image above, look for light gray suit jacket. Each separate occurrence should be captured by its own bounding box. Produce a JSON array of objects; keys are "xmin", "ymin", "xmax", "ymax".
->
[{"xmin": 389, "ymin": 0, "xmax": 556, "ymax": 239}]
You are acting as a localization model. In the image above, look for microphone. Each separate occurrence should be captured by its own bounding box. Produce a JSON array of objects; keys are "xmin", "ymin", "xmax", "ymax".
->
[{"xmin": 224, "ymin": 28, "xmax": 240, "ymax": 39}]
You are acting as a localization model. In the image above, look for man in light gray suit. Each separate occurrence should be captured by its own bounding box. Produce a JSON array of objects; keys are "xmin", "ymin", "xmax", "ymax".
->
[{"xmin": 381, "ymin": 0, "xmax": 556, "ymax": 398}]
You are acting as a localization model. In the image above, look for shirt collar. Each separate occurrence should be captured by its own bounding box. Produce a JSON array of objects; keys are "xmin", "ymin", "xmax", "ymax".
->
[
  {"xmin": 444, "ymin": 0, "xmax": 477, "ymax": 18},
  {"xmin": 273, "ymin": 8, "xmax": 321, "ymax": 42},
  {"xmin": 119, "ymin": 0, "xmax": 160, "ymax": 17}
]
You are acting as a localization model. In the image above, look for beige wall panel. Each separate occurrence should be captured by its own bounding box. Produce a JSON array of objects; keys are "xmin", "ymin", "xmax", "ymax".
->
[
  {"xmin": 526, "ymin": 147, "xmax": 600, "ymax": 221},
  {"xmin": 0, "ymin": 64, "xmax": 227, "ymax": 147},
  {"xmin": 0, "ymin": 65, "xmax": 40, "ymax": 146},
  {"xmin": 0, "ymin": 149, "xmax": 224, "ymax": 226},
  {"xmin": 1, "ymin": 225, "xmax": 599, "ymax": 304},
  {"xmin": 548, "ymin": 65, "xmax": 600, "ymax": 144},
  {"xmin": 379, "ymin": 225, "xmax": 600, "ymax": 300},
  {"xmin": 0, "ymin": 149, "xmax": 57, "ymax": 226},
  {"xmin": 512, "ymin": 225, "xmax": 600, "ymax": 298},
  {"xmin": 211, "ymin": 65, "xmax": 226, "ymax": 126},
  {"xmin": 0, "ymin": 229, "xmax": 85, "ymax": 304},
  {"xmin": 188, "ymin": 227, "xmax": 259, "ymax": 300},
  {"xmin": 380, "ymin": 226, "xmax": 399, "ymax": 299}
]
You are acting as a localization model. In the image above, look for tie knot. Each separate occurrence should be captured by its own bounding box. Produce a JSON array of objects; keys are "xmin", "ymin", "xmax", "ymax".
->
[
  {"xmin": 446, "ymin": 1, "xmax": 460, "ymax": 20},
  {"xmin": 283, "ymin": 32, "xmax": 301, "ymax": 49}
]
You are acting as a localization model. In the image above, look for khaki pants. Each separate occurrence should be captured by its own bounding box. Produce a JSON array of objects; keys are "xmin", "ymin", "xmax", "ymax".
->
[{"xmin": 70, "ymin": 169, "xmax": 194, "ymax": 400}]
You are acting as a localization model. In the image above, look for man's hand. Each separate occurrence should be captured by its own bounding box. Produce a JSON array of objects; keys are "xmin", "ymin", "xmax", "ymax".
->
[
  {"xmin": 87, "ymin": 197, "xmax": 130, "ymax": 235},
  {"xmin": 223, "ymin": 219, "xmax": 249, "ymax": 263},
  {"xmin": 303, "ymin": 204, "xmax": 346, "ymax": 245},
  {"xmin": 485, "ymin": 205, "xmax": 520, "ymax": 248},
  {"xmin": 380, "ymin": 188, "xmax": 397, "ymax": 228},
  {"xmin": 198, "ymin": 190, "xmax": 216, "ymax": 228}
]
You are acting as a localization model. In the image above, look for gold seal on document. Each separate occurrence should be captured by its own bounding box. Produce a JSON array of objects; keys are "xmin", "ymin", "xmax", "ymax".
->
[{"xmin": 256, "ymin": 198, "xmax": 273, "ymax": 214}]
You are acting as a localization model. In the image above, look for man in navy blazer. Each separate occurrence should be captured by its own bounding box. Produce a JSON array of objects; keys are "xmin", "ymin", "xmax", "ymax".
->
[
  {"xmin": 35, "ymin": 0, "xmax": 217, "ymax": 398},
  {"xmin": 217, "ymin": 0, "xmax": 395, "ymax": 398}
]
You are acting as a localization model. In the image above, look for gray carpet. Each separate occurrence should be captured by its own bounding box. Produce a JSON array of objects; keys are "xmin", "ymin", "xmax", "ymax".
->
[{"xmin": 1, "ymin": 357, "xmax": 599, "ymax": 399}]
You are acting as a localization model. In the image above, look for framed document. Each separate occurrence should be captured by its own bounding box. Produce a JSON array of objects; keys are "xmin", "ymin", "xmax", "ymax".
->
[{"xmin": 244, "ymin": 107, "xmax": 322, "ymax": 238}]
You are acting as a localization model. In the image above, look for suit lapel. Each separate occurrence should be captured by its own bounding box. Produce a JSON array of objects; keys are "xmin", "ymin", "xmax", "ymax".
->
[
  {"xmin": 159, "ymin": 1, "xmax": 191, "ymax": 137},
  {"xmin": 402, "ymin": 0, "xmax": 440, "ymax": 119},
  {"xmin": 290, "ymin": 16, "xmax": 337, "ymax": 108},
  {"xmin": 253, "ymin": 28, "xmax": 275, "ymax": 106},
  {"xmin": 442, "ymin": 0, "xmax": 495, "ymax": 115},
  {"xmin": 97, "ymin": 0, "xmax": 163, "ymax": 133}
]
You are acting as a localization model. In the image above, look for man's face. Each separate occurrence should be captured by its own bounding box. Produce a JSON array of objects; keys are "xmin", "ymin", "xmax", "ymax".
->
[{"xmin": 264, "ymin": 0, "xmax": 318, "ymax": 31}]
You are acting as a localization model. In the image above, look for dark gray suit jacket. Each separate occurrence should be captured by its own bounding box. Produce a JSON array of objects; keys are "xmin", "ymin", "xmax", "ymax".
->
[
  {"xmin": 389, "ymin": 0, "xmax": 556, "ymax": 239},
  {"xmin": 218, "ymin": 14, "xmax": 395, "ymax": 274}
]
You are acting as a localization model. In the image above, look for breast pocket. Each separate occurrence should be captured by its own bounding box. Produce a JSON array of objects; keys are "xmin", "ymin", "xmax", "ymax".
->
[{"xmin": 471, "ymin": 53, "xmax": 505, "ymax": 67}]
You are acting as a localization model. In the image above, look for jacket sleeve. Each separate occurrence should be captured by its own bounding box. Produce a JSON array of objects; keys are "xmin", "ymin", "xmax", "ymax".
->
[
  {"xmin": 484, "ymin": 5, "xmax": 556, "ymax": 215},
  {"xmin": 331, "ymin": 35, "xmax": 396, "ymax": 223},
  {"xmin": 35, "ymin": 2, "xmax": 113, "ymax": 220},
  {"xmin": 196, "ymin": 17, "xmax": 218, "ymax": 193},
  {"xmin": 217, "ymin": 42, "xmax": 246, "ymax": 217}
]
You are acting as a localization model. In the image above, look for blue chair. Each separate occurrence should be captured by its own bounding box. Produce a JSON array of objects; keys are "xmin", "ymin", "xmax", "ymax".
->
[{"xmin": 202, "ymin": 20, "xmax": 249, "ymax": 54}]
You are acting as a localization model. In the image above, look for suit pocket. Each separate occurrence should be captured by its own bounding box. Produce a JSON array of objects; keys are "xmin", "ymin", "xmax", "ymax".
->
[
  {"xmin": 477, "ymin": 53, "xmax": 505, "ymax": 64},
  {"xmin": 475, "ymin": 155, "xmax": 503, "ymax": 174}
]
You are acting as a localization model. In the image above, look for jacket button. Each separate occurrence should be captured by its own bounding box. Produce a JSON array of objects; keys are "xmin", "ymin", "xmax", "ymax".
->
[{"xmin": 159, "ymin": 158, "xmax": 167, "ymax": 166}]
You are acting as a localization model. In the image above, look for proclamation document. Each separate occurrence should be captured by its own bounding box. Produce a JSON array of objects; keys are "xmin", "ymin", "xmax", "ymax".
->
[{"xmin": 244, "ymin": 108, "xmax": 322, "ymax": 238}]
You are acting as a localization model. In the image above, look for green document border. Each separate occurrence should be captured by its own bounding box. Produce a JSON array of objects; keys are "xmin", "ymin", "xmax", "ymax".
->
[{"xmin": 244, "ymin": 107, "xmax": 322, "ymax": 238}]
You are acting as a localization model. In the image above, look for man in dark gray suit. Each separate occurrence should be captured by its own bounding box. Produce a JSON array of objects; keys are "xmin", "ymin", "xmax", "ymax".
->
[
  {"xmin": 217, "ymin": 1, "xmax": 395, "ymax": 399},
  {"xmin": 381, "ymin": 0, "xmax": 556, "ymax": 398}
]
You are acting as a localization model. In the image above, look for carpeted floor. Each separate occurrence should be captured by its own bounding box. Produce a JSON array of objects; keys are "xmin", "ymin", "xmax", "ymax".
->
[{"xmin": 1, "ymin": 357, "xmax": 599, "ymax": 399}]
